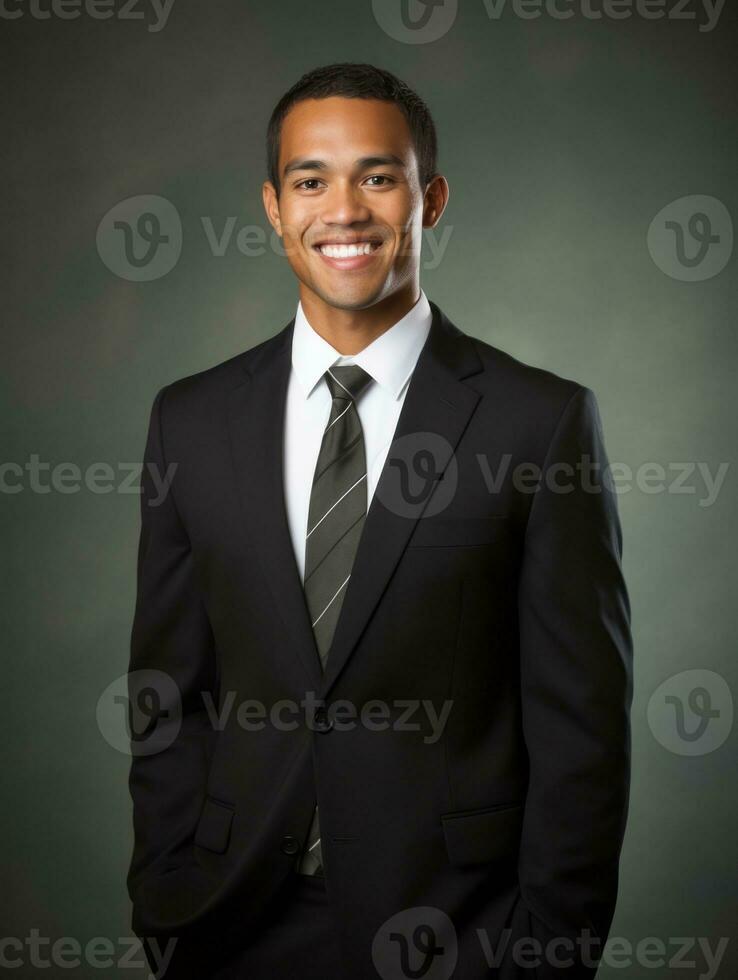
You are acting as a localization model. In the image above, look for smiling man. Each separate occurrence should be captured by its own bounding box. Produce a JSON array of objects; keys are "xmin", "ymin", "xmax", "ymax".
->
[
  {"xmin": 262, "ymin": 75, "xmax": 447, "ymax": 348},
  {"xmin": 127, "ymin": 64, "xmax": 633, "ymax": 979}
]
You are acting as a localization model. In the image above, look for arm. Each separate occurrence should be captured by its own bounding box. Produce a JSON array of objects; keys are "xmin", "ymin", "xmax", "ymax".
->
[
  {"xmin": 126, "ymin": 385, "xmax": 217, "ymax": 927},
  {"xmin": 515, "ymin": 386, "xmax": 633, "ymax": 976}
]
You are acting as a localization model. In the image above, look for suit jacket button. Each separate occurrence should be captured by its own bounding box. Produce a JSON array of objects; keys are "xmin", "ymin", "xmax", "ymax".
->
[
  {"xmin": 314, "ymin": 707, "xmax": 334, "ymax": 732},
  {"xmin": 281, "ymin": 835, "xmax": 300, "ymax": 855}
]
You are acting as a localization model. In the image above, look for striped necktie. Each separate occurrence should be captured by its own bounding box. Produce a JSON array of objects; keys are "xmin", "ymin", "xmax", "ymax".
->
[{"xmin": 296, "ymin": 363, "xmax": 374, "ymax": 876}]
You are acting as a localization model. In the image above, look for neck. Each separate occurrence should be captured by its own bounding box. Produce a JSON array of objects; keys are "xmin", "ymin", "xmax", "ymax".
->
[{"xmin": 299, "ymin": 283, "xmax": 421, "ymax": 355}]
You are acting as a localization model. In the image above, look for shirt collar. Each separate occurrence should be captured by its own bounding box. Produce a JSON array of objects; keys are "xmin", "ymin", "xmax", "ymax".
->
[{"xmin": 291, "ymin": 289, "xmax": 433, "ymax": 402}]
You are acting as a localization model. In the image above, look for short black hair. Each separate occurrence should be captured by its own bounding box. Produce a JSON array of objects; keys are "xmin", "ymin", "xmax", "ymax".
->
[{"xmin": 266, "ymin": 63, "xmax": 438, "ymax": 195}]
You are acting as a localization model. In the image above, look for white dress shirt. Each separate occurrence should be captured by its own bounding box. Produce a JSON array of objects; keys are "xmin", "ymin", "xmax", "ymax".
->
[{"xmin": 283, "ymin": 290, "xmax": 433, "ymax": 583}]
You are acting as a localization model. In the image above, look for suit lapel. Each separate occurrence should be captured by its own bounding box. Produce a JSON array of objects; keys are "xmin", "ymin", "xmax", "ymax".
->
[
  {"xmin": 227, "ymin": 302, "xmax": 484, "ymax": 700},
  {"xmin": 227, "ymin": 319, "xmax": 323, "ymax": 691},
  {"xmin": 319, "ymin": 302, "xmax": 483, "ymax": 698}
]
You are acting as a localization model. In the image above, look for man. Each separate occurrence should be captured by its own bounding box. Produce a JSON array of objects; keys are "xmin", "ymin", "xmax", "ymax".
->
[{"xmin": 127, "ymin": 63, "xmax": 633, "ymax": 979}]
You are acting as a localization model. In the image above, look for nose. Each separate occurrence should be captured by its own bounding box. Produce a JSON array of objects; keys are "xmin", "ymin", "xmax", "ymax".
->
[{"xmin": 320, "ymin": 178, "xmax": 372, "ymax": 226}]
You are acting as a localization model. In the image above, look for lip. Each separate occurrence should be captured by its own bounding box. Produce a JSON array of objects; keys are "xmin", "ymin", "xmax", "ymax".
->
[{"xmin": 312, "ymin": 240, "xmax": 384, "ymax": 272}]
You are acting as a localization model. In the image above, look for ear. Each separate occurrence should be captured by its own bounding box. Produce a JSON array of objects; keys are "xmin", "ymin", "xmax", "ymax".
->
[
  {"xmin": 262, "ymin": 181, "xmax": 282, "ymax": 236},
  {"xmin": 422, "ymin": 174, "xmax": 449, "ymax": 229}
]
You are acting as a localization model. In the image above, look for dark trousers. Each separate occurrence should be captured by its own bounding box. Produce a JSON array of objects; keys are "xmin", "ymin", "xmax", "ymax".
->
[{"xmin": 206, "ymin": 873, "xmax": 344, "ymax": 979}]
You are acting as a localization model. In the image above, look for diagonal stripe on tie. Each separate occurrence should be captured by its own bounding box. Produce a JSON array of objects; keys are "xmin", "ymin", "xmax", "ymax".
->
[{"xmin": 297, "ymin": 363, "xmax": 374, "ymax": 878}]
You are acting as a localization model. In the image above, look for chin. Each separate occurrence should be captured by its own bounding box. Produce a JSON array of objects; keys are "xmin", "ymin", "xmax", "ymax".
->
[{"xmin": 312, "ymin": 281, "xmax": 386, "ymax": 312}]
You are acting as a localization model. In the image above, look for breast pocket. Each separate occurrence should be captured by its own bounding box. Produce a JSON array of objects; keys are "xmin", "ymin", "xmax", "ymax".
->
[{"xmin": 406, "ymin": 515, "xmax": 511, "ymax": 549}]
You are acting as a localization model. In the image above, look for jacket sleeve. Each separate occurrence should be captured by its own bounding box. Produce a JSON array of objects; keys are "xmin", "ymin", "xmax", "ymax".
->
[
  {"xmin": 513, "ymin": 385, "xmax": 633, "ymax": 977},
  {"xmin": 126, "ymin": 385, "xmax": 218, "ymax": 917}
]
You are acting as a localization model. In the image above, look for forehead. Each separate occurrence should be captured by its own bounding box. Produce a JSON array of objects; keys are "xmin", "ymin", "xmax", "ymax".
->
[{"xmin": 278, "ymin": 97, "xmax": 416, "ymax": 170}]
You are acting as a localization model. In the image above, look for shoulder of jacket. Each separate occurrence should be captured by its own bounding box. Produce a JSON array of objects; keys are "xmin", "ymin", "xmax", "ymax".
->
[
  {"xmin": 463, "ymin": 330, "xmax": 588, "ymax": 414},
  {"xmin": 155, "ymin": 325, "xmax": 289, "ymax": 412}
]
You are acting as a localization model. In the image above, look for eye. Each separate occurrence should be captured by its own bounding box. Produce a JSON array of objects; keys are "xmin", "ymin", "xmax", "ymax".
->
[
  {"xmin": 364, "ymin": 175, "xmax": 394, "ymax": 187},
  {"xmin": 296, "ymin": 178, "xmax": 323, "ymax": 191}
]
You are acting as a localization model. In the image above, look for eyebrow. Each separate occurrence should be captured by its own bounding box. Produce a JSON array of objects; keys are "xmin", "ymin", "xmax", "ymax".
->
[{"xmin": 282, "ymin": 154, "xmax": 407, "ymax": 178}]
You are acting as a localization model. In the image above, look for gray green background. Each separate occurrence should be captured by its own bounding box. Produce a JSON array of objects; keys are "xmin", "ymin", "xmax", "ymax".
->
[{"xmin": 2, "ymin": 1, "xmax": 736, "ymax": 977}]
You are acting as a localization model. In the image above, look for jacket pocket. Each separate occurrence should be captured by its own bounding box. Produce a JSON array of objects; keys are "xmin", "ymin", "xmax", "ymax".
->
[
  {"xmin": 194, "ymin": 796, "xmax": 235, "ymax": 854},
  {"xmin": 441, "ymin": 801, "xmax": 523, "ymax": 867}
]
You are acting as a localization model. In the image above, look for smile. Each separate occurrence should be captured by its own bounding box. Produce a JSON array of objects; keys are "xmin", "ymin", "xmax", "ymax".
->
[
  {"xmin": 312, "ymin": 239, "xmax": 384, "ymax": 271},
  {"xmin": 316, "ymin": 241, "xmax": 382, "ymax": 258}
]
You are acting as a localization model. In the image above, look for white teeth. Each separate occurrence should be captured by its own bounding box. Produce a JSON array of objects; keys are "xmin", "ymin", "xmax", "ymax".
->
[{"xmin": 318, "ymin": 242, "xmax": 378, "ymax": 258}]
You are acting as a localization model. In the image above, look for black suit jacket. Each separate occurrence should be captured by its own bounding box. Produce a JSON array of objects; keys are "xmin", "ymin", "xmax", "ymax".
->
[{"xmin": 127, "ymin": 301, "xmax": 633, "ymax": 979}]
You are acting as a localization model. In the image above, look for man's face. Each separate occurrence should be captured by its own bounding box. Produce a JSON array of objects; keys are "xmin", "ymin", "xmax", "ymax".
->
[{"xmin": 263, "ymin": 96, "xmax": 439, "ymax": 311}]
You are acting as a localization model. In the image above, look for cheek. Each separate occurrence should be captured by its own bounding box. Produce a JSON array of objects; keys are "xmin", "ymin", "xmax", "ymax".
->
[
  {"xmin": 276, "ymin": 202, "xmax": 311, "ymax": 243},
  {"xmin": 280, "ymin": 220, "xmax": 304, "ymax": 244},
  {"xmin": 390, "ymin": 215, "xmax": 422, "ymax": 247}
]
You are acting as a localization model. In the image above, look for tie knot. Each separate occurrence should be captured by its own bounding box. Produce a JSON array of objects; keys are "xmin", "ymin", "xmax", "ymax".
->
[{"xmin": 324, "ymin": 364, "xmax": 373, "ymax": 403}]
